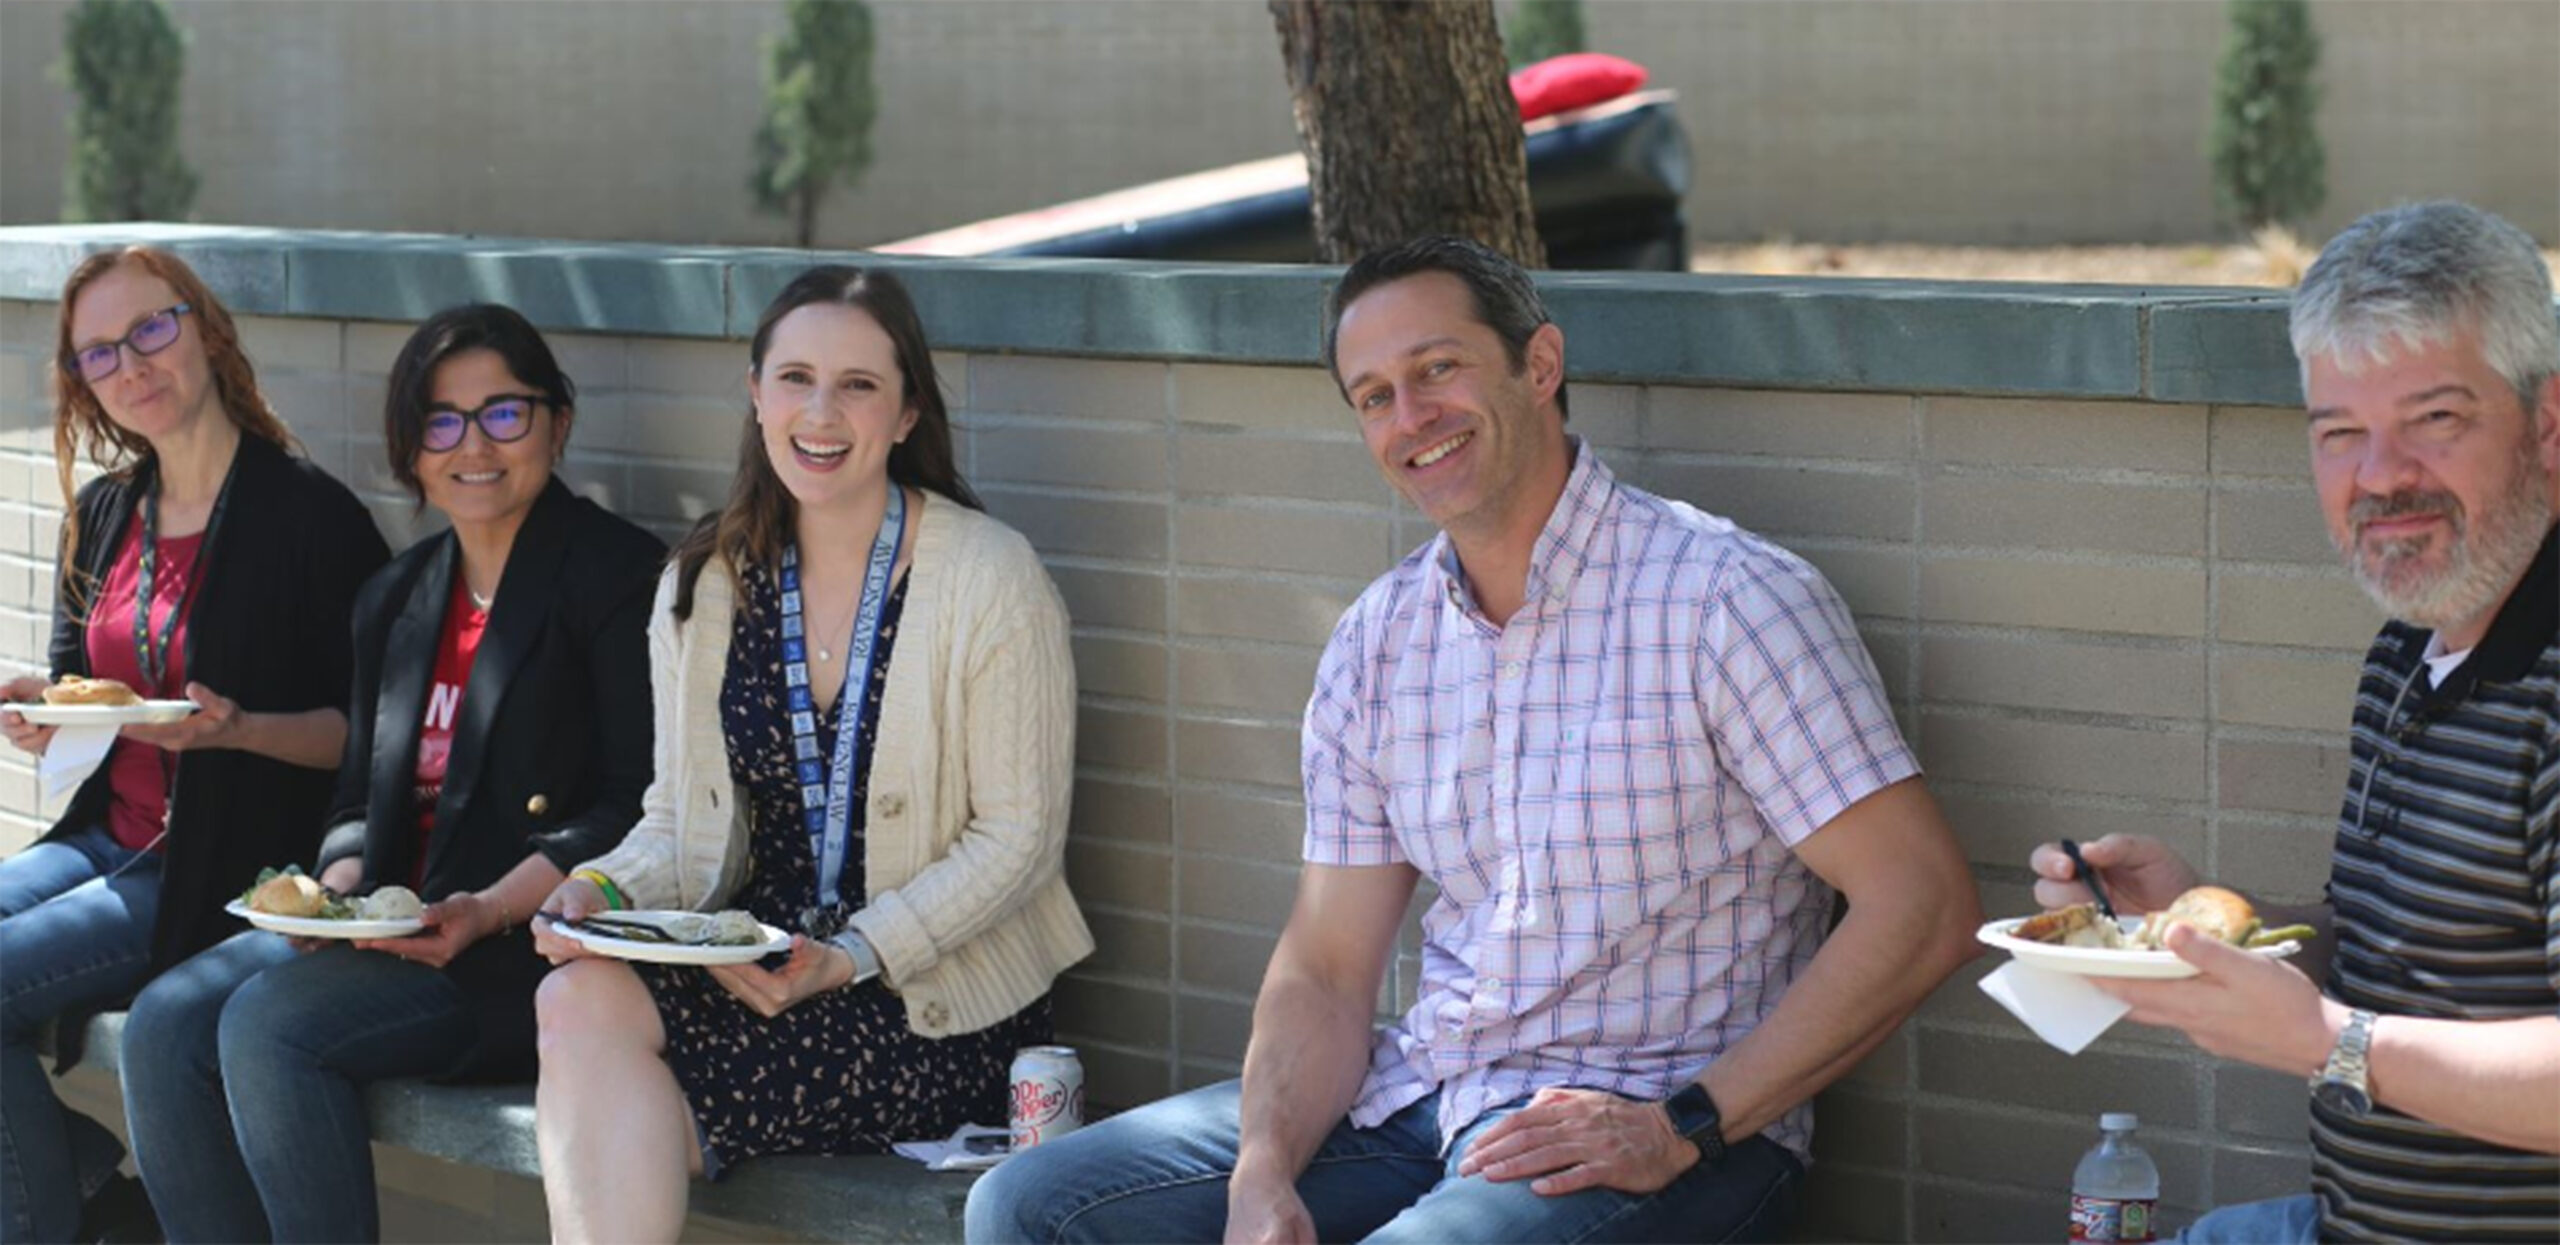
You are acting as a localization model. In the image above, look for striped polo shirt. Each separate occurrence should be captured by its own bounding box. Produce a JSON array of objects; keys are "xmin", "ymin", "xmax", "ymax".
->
[{"xmin": 2314, "ymin": 522, "xmax": 2559, "ymax": 1242}]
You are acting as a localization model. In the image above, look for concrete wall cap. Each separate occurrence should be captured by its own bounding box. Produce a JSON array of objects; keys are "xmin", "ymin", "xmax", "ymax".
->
[{"xmin": 5, "ymin": 223, "xmax": 2554, "ymax": 406}]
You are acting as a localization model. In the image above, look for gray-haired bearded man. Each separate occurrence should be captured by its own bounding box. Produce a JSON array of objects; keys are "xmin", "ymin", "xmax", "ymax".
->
[{"xmin": 2032, "ymin": 200, "xmax": 2559, "ymax": 1243}]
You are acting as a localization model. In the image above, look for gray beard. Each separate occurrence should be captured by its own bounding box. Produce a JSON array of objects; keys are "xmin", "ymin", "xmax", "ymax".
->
[{"xmin": 2343, "ymin": 447, "xmax": 2553, "ymax": 635}]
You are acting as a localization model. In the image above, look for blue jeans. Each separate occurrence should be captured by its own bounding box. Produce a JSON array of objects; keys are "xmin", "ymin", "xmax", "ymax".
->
[
  {"xmin": 121, "ymin": 931, "xmax": 477, "ymax": 1244},
  {"xmin": 0, "ymin": 827, "xmax": 160, "ymax": 1244},
  {"xmin": 965, "ymin": 1079, "xmax": 1803, "ymax": 1244},
  {"xmin": 2174, "ymin": 1194, "xmax": 2319, "ymax": 1244}
]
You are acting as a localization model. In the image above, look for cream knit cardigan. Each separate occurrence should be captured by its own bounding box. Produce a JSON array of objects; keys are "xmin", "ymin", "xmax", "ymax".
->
[{"xmin": 577, "ymin": 495, "xmax": 1093, "ymax": 1038}]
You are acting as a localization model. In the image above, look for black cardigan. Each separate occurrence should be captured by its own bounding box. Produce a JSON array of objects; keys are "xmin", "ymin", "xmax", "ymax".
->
[
  {"xmin": 314, "ymin": 480, "xmax": 663, "ymax": 1078},
  {"xmin": 44, "ymin": 435, "xmax": 389, "ymax": 977}
]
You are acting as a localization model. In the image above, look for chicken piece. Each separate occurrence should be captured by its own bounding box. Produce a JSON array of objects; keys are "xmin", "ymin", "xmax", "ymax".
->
[{"xmin": 2014, "ymin": 903, "xmax": 2103, "ymax": 945}]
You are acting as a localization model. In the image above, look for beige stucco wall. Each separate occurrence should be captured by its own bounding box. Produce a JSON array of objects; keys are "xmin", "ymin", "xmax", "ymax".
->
[
  {"xmin": 0, "ymin": 286, "xmax": 2373, "ymax": 1240},
  {"xmin": 2, "ymin": 0, "xmax": 2552, "ymax": 248}
]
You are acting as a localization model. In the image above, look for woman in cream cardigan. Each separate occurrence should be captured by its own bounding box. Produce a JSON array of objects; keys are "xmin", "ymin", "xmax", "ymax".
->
[{"xmin": 529, "ymin": 266, "xmax": 1090, "ymax": 1243}]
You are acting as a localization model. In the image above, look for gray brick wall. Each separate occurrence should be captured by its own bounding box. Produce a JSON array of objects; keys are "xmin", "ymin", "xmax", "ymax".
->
[{"xmin": 0, "ymin": 243, "xmax": 2394, "ymax": 1240}]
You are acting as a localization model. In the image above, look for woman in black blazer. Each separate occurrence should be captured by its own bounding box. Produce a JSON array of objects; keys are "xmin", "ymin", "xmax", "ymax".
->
[
  {"xmin": 117, "ymin": 304, "xmax": 663, "ymax": 1244},
  {"xmin": 0, "ymin": 248, "xmax": 386, "ymax": 1244}
]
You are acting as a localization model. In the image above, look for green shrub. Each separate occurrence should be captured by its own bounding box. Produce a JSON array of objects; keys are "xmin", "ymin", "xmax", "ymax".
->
[
  {"xmin": 60, "ymin": 0, "xmax": 198, "ymax": 223},
  {"xmin": 2208, "ymin": 0, "xmax": 2326, "ymax": 230},
  {"xmin": 750, "ymin": 0, "xmax": 877, "ymax": 249},
  {"xmin": 1504, "ymin": 0, "xmax": 1585, "ymax": 69}
]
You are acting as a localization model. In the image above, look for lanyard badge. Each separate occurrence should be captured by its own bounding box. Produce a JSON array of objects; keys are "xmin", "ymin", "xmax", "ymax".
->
[{"xmin": 778, "ymin": 487, "xmax": 907, "ymax": 909}]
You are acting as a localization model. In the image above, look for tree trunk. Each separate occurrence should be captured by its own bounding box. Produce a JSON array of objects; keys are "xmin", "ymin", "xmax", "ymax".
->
[
  {"xmin": 795, "ymin": 187, "xmax": 818, "ymax": 250},
  {"xmin": 1269, "ymin": 0, "xmax": 1545, "ymax": 267}
]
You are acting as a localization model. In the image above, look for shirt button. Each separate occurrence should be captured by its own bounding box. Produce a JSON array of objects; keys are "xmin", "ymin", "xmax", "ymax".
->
[
  {"xmin": 526, "ymin": 794, "xmax": 549, "ymax": 816},
  {"xmin": 1482, "ymin": 976, "xmax": 1504, "ymax": 993},
  {"xmin": 1501, "ymin": 661, "xmax": 1525, "ymax": 680}
]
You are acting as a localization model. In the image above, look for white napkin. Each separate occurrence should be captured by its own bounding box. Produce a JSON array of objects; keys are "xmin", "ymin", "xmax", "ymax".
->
[
  {"xmin": 892, "ymin": 1123, "xmax": 1011, "ymax": 1172},
  {"xmin": 1979, "ymin": 960, "xmax": 2132, "ymax": 1054},
  {"xmin": 40, "ymin": 724, "xmax": 119, "ymax": 800}
]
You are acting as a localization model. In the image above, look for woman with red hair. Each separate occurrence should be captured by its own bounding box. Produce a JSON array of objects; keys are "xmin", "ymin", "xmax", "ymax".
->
[{"xmin": 0, "ymin": 247, "xmax": 385, "ymax": 1242}]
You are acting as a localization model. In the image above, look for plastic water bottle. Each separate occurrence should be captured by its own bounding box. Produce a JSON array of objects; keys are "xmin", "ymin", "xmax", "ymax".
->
[{"xmin": 2069, "ymin": 1113, "xmax": 2160, "ymax": 1243}]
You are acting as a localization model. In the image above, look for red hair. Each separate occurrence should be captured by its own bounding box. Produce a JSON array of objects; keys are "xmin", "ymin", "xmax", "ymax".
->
[{"xmin": 50, "ymin": 246, "xmax": 299, "ymax": 604}]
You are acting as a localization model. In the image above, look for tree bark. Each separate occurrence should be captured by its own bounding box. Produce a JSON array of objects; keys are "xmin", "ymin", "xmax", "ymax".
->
[{"xmin": 1269, "ymin": 0, "xmax": 1545, "ymax": 267}]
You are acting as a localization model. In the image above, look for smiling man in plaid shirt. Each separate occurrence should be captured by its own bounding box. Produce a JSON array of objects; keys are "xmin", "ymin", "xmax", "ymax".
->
[{"xmin": 970, "ymin": 237, "xmax": 1982, "ymax": 1244}]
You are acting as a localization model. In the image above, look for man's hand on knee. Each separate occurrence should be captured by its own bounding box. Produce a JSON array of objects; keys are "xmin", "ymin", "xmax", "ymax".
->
[
  {"xmin": 1456, "ymin": 1086, "xmax": 1702, "ymax": 1196},
  {"xmin": 1223, "ymin": 1166, "xmax": 1317, "ymax": 1245}
]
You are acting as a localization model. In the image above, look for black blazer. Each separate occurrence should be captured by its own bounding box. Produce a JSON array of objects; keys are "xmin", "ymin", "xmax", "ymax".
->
[
  {"xmin": 315, "ymin": 480, "xmax": 662, "ymax": 1078},
  {"xmin": 45, "ymin": 436, "xmax": 389, "ymax": 977}
]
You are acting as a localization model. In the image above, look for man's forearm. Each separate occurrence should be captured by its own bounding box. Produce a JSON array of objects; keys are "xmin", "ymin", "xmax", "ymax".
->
[
  {"xmin": 1701, "ymin": 887, "xmax": 1977, "ymax": 1140},
  {"xmin": 1233, "ymin": 968, "xmax": 1378, "ymax": 1183},
  {"xmin": 2368, "ymin": 1014, "xmax": 2560, "ymax": 1154}
]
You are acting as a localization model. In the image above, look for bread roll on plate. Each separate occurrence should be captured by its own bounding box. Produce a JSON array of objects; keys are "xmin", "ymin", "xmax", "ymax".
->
[
  {"xmin": 42, "ymin": 676, "xmax": 141, "ymax": 706},
  {"xmin": 250, "ymin": 872, "xmax": 329, "ymax": 918}
]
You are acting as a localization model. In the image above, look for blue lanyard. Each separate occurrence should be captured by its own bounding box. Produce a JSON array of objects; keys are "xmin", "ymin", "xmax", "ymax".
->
[{"xmin": 779, "ymin": 487, "xmax": 906, "ymax": 909}]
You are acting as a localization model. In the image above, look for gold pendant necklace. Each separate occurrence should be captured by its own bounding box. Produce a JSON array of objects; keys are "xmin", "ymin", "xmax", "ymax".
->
[{"xmin": 813, "ymin": 592, "xmax": 856, "ymax": 665}]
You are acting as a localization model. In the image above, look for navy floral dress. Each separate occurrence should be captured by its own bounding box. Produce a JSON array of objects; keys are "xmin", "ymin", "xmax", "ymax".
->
[{"xmin": 640, "ymin": 562, "xmax": 1050, "ymax": 1174}]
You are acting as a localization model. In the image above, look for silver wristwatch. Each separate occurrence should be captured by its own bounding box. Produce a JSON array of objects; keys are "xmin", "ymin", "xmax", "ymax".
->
[
  {"xmin": 830, "ymin": 928, "xmax": 884, "ymax": 985},
  {"xmin": 2311, "ymin": 1008, "xmax": 2377, "ymax": 1118}
]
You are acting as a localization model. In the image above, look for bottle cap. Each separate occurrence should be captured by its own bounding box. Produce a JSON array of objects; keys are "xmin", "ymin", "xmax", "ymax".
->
[{"xmin": 2101, "ymin": 1112, "xmax": 2139, "ymax": 1131}]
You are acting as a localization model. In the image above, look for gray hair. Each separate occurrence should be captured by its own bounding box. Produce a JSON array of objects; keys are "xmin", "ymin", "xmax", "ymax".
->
[{"xmin": 2290, "ymin": 201, "xmax": 2558, "ymax": 407}]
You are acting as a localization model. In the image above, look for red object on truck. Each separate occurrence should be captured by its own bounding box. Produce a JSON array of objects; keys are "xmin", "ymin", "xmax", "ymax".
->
[{"xmin": 1510, "ymin": 53, "xmax": 1650, "ymax": 122}]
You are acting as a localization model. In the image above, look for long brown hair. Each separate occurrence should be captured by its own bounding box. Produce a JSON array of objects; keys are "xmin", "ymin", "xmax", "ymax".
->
[
  {"xmin": 670, "ymin": 266, "xmax": 979, "ymax": 619},
  {"xmin": 51, "ymin": 246, "xmax": 298, "ymax": 590}
]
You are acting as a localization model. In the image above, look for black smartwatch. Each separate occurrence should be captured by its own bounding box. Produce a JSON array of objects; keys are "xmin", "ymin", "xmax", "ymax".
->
[{"xmin": 1660, "ymin": 1083, "xmax": 1726, "ymax": 1167}]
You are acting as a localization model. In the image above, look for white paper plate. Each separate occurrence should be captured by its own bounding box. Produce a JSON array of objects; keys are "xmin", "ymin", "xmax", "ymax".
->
[
  {"xmin": 1976, "ymin": 915, "xmax": 2301, "ymax": 980},
  {"xmin": 552, "ymin": 910, "xmax": 794, "ymax": 966},
  {"xmin": 9, "ymin": 700, "xmax": 199, "ymax": 726},
  {"xmin": 225, "ymin": 898, "xmax": 425, "ymax": 940}
]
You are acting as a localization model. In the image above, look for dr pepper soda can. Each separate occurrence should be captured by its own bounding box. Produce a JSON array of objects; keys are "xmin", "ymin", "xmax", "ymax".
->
[{"xmin": 1009, "ymin": 1045, "xmax": 1086, "ymax": 1150}]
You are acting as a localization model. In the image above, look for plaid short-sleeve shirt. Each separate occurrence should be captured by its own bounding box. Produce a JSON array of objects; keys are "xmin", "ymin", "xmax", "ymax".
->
[{"xmin": 1302, "ymin": 444, "xmax": 1917, "ymax": 1162}]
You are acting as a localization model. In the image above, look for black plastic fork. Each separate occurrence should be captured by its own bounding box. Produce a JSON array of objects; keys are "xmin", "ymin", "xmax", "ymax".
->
[
  {"xmin": 533, "ymin": 910, "xmax": 678, "ymax": 944},
  {"xmin": 2058, "ymin": 838, "xmax": 2118, "ymax": 922}
]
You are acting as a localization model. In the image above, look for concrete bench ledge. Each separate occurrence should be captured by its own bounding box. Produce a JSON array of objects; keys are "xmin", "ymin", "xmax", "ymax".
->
[{"xmin": 78, "ymin": 1011, "xmax": 975, "ymax": 1243}]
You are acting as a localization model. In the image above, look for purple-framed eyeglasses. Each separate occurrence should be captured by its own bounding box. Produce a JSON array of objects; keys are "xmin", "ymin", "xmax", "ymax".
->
[
  {"xmin": 422, "ymin": 394, "xmax": 544, "ymax": 453},
  {"xmin": 68, "ymin": 303, "xmax": 192, "ymax": 384}
]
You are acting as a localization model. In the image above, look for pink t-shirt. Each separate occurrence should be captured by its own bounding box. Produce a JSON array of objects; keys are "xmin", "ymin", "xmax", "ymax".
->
[{"xmin": 84, "ymin": 520, "xmax": 203, "ymax": 853}]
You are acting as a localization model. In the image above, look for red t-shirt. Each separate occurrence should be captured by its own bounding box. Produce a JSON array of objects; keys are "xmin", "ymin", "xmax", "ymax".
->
[
  {"xmin": 85, "ymin": 522, "xmax": 203, "ymax": 853},
  {"xmin": 411, "ymin": 574, "xmax": 489, "ymax": 887}
]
